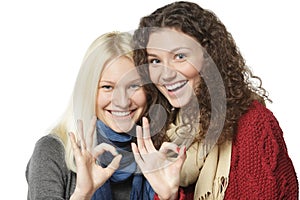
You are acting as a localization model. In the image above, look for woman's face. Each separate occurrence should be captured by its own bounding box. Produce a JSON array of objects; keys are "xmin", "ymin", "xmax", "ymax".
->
[
  {"xmin": 146, "ymin": 28, "xmax": 203, "ymax": 108},
  {"xmin": 96, "ymin": 56, "xmax": 146, "ymax": 133}
]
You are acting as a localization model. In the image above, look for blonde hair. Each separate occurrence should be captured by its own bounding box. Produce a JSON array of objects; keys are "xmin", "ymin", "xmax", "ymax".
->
[{"xmin": 50, "ymin": 31, "xmax": 134, "ymax": 171}]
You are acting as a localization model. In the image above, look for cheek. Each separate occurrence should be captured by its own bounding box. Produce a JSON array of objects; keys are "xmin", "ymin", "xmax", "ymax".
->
[
  {"xmin": 132, "ymin": 90, "xmax": 147, "ymax": 107},
  {"xmin": 188, "ymin": 56, "xmax": 204, "ymax": 73},
  {"xmin": 96, "ymin": 93, "xmax": 110, "ymax": 111},
  {"xmin": 149, "ymin": 67, "xmax": 162, "ymax": 84},
  {"xmin": 178, "ymin": 63, "xmax": 200, "ymax": 80}
]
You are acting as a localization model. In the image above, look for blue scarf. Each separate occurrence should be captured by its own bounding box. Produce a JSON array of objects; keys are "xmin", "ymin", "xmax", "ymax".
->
[{"xmin": 91, "ymin": 120, "xmax": 154, "ymax": 200}]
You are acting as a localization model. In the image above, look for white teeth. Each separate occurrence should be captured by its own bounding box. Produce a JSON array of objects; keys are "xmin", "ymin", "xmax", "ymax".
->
[
  {"xmin": 165, "ymin": 81, "xmax": 187, "ymax": 91},
  {"xmin": 111, "ymin": 111, "xmax": 131, "ymax": 117}
]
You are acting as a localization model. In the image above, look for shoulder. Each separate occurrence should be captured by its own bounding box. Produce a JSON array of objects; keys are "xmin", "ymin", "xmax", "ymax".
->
[
  {"xmin": 236, "ymin": 100, "xmax": 282, "ymax": 142},
  {"xmin": 26, "ymin": 135, "xmax": 76, "ymax": 199},
  {"xmin": 26, "ymin": 134, "xmax": 69, "ymax": 182},
  {"xmin": 33, "ymin": 134, "xmax": 65, "ymax": 158},
  {"xmin": 35, "ymin": 133, "xmax": 64, "ymax": 147},
  {"xmin": 27, "ymin": 134, "xmax": 66, "ymax": 170},
  {"xmin": 238, "ymin": 100, "xmax": 278, "ymax": 128},
  {"xmin": 35, "ymin": 134, "xmax": 64, "ymax": 149}
]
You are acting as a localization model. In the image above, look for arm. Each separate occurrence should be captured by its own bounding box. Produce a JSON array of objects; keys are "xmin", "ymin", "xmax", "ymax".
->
[
  {"xmin": 26, "ymin": 135, "xmax": 70, "ymax": 200},
  {"xmin": 131, "ymin": 117, "xmax": 186, "ymax": 200},
  {"xmin": 226, "ymin": 102, "xmax": 298, "ymax": 199},
  {"xmin": 259, "ymin": 110, "xmax": 299, "ymax": 199}
]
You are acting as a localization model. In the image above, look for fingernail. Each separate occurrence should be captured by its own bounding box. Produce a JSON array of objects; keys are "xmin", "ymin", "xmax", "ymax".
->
[
  {"xmin": 143, "ymin": 117, "xmax": 148, "ymax": 124},
  {"xmin": 176, "ymin": 147, "xmax": 180, "ymax": 153}
]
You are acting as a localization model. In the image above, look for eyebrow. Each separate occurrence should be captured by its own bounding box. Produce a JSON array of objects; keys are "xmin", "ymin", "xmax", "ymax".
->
[
  {"xmin": 100, "ymin": 78, "xmax": 142, "ymax": 84},
  {"xmin": 147, "ymin": 47, "xmax": 192, "ymax": 57},
  {"xmin": 99, "ymin": 80, "xmax": 114, "ymax": 84}
]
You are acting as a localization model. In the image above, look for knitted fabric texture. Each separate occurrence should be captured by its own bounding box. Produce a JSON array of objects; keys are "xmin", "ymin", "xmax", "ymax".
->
[
  {"xmin": 181, "ymin": 101, "xmax": 298, "ymax": 199},
  {"xmin": 224, "ymin": 101, "xmax": 298, "ymax": 199}
]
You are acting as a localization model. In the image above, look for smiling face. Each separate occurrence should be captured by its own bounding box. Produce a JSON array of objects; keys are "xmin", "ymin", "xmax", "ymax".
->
[
  {"xmin": 147, "ymin": 28, "xmax": 204, "ymax": 108},
  {"xmin": 96, "ymin": 56, "xmax": 146, "ymax": 133}
]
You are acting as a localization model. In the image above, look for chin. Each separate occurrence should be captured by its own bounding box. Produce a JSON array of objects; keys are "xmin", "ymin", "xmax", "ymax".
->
[
  {"xmin": 112, "ymin": 122, "xmax": 134, "ymax": 133},
  {"xmin": 169, "ymin": 96, "xmax": 191, "ymax": 108}
]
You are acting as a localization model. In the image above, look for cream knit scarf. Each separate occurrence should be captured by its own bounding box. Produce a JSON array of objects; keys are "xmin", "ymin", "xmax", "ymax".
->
[{"xmin": 166, "ymin": 113, "xmax": 232, "ymax": 200}]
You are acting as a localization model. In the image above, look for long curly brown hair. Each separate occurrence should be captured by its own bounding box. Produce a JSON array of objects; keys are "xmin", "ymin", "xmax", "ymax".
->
[{"xmin": 133, "ymin": 1, "xmax": 270, "ymax": 147}]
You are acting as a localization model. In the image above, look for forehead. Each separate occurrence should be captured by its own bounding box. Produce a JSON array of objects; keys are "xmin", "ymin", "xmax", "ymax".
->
[
  {"xmin": 147, "ymin": 28, "xmax": 201, "ymax": 52},
  {"xmin": 101, "ymin": 56, "xmax": 139, "ymax": 83}
]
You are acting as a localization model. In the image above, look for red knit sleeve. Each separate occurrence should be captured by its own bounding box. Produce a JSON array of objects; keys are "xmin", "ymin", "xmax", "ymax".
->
[{"xmin": 225, "ymin": 101, "xmax": 298, "ymax": 199}]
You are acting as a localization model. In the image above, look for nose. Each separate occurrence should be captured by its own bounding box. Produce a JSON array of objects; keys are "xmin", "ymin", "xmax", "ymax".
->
[
  {"xmin": 111, "ymin": 88, "xmax": 130, "ymax": 109},
  {"xmin": 161, "ymin": 62, "xmax": 177, "ymax": 82}
]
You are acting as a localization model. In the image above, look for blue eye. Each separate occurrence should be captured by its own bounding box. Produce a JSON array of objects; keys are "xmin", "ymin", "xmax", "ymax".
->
[
  {"xmin": 129, "ymin": 83, "xmax": 142, "ymax": 90},
  {"xmin": 175, "ymin": 53, "xmax": 186, "ymax": 60}
]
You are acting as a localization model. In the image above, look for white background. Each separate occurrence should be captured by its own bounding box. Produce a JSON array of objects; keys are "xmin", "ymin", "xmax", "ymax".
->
[{"xmin": 0, "ymin": 0, "xmax": 299, "ymax": 198}]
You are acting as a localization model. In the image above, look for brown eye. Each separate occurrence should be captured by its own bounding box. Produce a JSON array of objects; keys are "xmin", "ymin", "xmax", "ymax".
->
[
  {"xmin": 100, "ymin": 85, "xmax": 113, "ymax": 90},
  {"xmin": 149, "ymin": 58, "xmax": 160, "ymax": 64}
]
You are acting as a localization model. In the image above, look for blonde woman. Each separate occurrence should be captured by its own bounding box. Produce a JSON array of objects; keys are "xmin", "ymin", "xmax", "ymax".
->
[{"xmin": 26, "ymin": 31, "xmax": 186, "ymax": 200}]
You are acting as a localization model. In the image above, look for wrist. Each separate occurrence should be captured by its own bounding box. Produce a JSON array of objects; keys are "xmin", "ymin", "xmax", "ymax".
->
[
  {"xmin": 157, "ymin": 189, "xmax": 178, "ymax": 200},
  {"xmin": 70, "ymin": 189, "xmax": 93, "ymax": 200}
]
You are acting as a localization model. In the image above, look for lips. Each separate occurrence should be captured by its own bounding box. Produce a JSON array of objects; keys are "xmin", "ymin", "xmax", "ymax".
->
[{"xmin": 164, "ymin": 80, "xmax": 187, "ymax": 92}]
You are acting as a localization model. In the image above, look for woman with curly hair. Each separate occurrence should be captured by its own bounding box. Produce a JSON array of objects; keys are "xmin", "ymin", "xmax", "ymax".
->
[{"xmin": 133, "ymin": 1, "xmax": 298, "ymax": 199}]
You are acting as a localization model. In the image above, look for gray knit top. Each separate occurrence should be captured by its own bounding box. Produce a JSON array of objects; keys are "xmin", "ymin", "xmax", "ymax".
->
[{"xmin": 26, "ymin": 134, "xmax": 76, "ymax": 199}]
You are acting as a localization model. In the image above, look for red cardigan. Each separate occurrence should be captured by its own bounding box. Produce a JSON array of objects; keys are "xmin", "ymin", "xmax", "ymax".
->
[{"xmin": 156, "ymin": 101, "xmax": 298, "ymax": 199}]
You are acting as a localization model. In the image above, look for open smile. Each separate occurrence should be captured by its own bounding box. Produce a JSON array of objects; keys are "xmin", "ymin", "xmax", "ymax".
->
[
  {"xmin": 108, "ymin": 110, "xmax": 136, "ymax": 118},
  {"xmin": 164, "ymin": 80, "xmax": 188, "ymax": 92}
]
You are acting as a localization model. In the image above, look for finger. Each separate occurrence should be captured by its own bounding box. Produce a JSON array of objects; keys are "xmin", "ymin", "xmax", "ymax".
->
[
  {"xmin": 77, "ymin": 119, "xmax": 87, "ymax": 150},
  {"xmin": 131, "ymin": 142, "xmax": 139, "ymax": 154},
  {"xmin": 104, "ymin": 154, "xmax": 122, "ymax": 178},
  {"xmin": 142, "ymin": 117, "xmax": 156, "ymax": 152},
  {"xmin": 69, "ymin": 132, "xmax": 81, "ymax": 156},
  {"xmin": 178, "ymin": 145, "xmax": 187, "ymax": 158},
  {"xmin": 93, "ymin": 143, "xmax": 119, "ymax": 158},
  {"xmin": 136, "ymin": 125, "xmax": 147, "ymax": 154},
  {"xmin": 131, "ymin": 143, "xmax": 145, "ymax": 167},
  {"xmin": 159, "ymin": 142, "xmax": 179, "ymax": 155},
  {"xmin": 86, "ymin": 116, "xmax": 97, "ymax": 151},
  {"xmin": 174, "ymin": 145, "xmax": 187, "ymax": 169}
]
